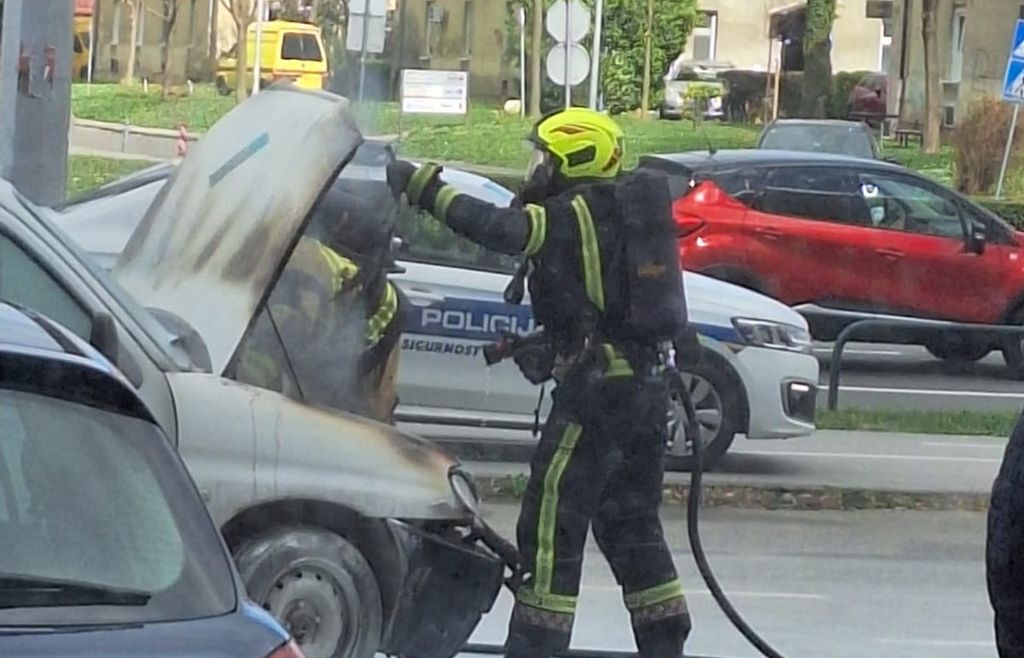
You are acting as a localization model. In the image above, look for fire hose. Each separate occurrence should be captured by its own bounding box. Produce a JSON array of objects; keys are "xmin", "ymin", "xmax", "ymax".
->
[{"xmin": 461, "ymin": 347, "xmax": 788, "ymax": 658}]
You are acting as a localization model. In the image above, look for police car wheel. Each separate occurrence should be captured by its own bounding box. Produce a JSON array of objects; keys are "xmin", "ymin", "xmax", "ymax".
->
[
  {"xmin": 664, "ymin": 353, "xmax": 742, "ymax": 472},
  {"xmin": 235, "ymin": 527, "xmax": 383, "ymax": 658}
]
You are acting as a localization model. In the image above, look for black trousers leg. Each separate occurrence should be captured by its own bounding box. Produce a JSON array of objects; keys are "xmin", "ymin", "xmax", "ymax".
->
[
  {"xmin": 989, "ymin": 413, "xmax": 1024, "ymax": 657},
  {"xmin": 591, "ymin": 373, "xmax": 691, "ymax": 658}
]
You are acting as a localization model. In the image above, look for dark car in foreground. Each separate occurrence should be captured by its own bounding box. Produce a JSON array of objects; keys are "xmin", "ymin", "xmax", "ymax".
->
[
  {"xmin": 756, "ymin": 119, "xmax": 881, "ymax": 160},
  {"xmin": 0, "ymin": 301, "xmax": 302, "ymax": 658},
  {"xmin": 639, "ymin": 149, "xmax": 1024, "ymax": 373}
]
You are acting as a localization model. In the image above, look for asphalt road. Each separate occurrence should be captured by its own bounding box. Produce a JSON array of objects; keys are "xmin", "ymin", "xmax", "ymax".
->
[
  {"xmin": 820, "ymin": 341, "xmax": 1024, "ymax": 412},
  {"xmin": 457, "ymin": 503, "xmax": 993, "ymax": 658}
]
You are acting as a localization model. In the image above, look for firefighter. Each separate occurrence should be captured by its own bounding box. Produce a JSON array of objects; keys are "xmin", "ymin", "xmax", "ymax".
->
[
  {"xmin": 387, "ymin": 107, "xmax": 693, "ymax": 658},
  {"xmin": 988, "ymin": 413, "xmax": 1024, "ymax": 657}
]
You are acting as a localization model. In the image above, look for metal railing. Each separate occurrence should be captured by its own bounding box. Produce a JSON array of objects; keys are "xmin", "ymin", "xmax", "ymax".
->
[{"xmin": 826, "ymin": 317, "xmax": 1024, "ymax": 410}]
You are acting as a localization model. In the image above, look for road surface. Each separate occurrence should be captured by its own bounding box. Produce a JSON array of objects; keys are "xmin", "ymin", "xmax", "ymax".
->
[
  {"xmin": 457, "ymin": 503, "xmax": 993, "ymax": 658},
  {"xmin": 820, "ymin": 341, "xmax": 1024, "ymax": 413}
]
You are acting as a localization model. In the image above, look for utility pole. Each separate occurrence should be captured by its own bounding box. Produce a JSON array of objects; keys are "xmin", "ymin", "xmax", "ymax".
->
[{"xmin": 0, "ymin": 0, "xmax": 74, "ymax": 205}]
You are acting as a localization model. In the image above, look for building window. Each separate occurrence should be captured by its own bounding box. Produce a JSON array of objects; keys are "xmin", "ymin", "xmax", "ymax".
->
[
  {"xmin": 462, "ymin": 0, "xmax": 474, "ymax": 58},
  {"xmin": 948, "ymin": 6, "xmax": 966, "ymax": 82},
  {"xmin": 692, "ymin": 11, "xmax": 717, "ymax": 61},
  {"xmin": 879, "ymin": 17, "xmax": 893, "ymax": 72}
]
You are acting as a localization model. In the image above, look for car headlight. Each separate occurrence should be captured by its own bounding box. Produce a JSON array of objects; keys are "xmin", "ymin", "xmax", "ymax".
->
[
  {"xmin": 731, "ymin": 318, "xmax": 812, "ymax": 354},
  {"xmin": 448, "ymin": 467, "xmax": 480, "ymax": 514}
]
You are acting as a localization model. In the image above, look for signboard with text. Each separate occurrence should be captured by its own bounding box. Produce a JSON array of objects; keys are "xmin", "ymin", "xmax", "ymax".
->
[{"xmin": 400, "ymin": 69, "xmax": 469, "ymax": 115}]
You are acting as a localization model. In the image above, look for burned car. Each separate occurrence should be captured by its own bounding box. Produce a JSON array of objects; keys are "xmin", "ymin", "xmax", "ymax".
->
[{"xmin": 0, "ymin": 86, "xmax": 503, "ymax": 658}]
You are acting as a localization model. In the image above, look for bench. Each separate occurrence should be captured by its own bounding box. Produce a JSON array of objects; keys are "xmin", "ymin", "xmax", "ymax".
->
[{"xmin": 894, "ymin": 127, "xmax": 924, "ymax": 148}]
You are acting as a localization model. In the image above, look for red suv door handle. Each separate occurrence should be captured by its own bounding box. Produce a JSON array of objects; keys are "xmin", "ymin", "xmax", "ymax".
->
[
  {"xmin": 754, "ymin": 226, "xmax": 783, "ymax": 240},
  {"xmin": 875, "ymin": 247, "xmax": 905, "ymax": 260}
]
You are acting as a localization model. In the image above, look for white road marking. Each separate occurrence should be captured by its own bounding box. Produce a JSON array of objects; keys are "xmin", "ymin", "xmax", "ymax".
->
[
  {"xmin": 873, "ymin": 638, "xmax": 994, "ymax": 648},
  {"xmin": 922, "ymin": 441, "xmax": 1006, "ymax": 450},
  {"xmin": 814, "ymin": 348, "xmax": 904, "ymax": 356},
  {"xmin": 736, "ymin": 449, "xmax": 1002, "ymax": 464},
  {"xmin": 581, "ymin": 584, "xmax": 825, "ymax": 600},
  {"xmin": 838, "ymin": 385, "xmax": 1024, "ymax": 399}
]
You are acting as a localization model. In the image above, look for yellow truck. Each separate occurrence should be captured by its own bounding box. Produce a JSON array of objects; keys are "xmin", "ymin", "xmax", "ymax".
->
[
  {"xmin": 73, "ymin": 15, "xmax": 91, "ymax": 80},
  {"xmin": 217, "ymin": 20, "xmax": 328, "ymax": 94}
]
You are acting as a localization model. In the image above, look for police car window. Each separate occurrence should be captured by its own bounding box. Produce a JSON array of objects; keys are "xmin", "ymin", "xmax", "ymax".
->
[
  {"xmin": 397, "ymin": 204, "xmax": 519, "ymax": 273},
  {"xmin": 0, "ymin": 234, "xmax": 91, "ymax": 339}
]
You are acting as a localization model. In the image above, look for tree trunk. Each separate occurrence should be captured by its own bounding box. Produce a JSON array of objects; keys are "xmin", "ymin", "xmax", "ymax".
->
[
  {"xmin": 235, "ymin": 14, "xmax": 250, "ymax": 101},
  {"xmin": 921, "ymin": 0, "xmax": 942, "ymax": 153},
  {"xmin": 528, "ymin": 0, "xmax": 543, "ymax": 117},
  {"xmin": 161, "ymin": 1, "xmax": 180, "ymax": 97},
  {"xmin": 800, "ymin": 0, "xmax": 835, "ymax": 117},
  {"xmin": 121, "ymin": 0, "xmax": 139, "ymax": 85},
  {"xmin": 639, "ymin": 0, "xmax": 654, "ymax": 117}
]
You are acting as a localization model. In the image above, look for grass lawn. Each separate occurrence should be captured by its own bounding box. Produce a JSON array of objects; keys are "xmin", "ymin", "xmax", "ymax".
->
[
  {"xmin": 71, "ymin": 82, "xmax": 235, "ymax": 132},
  {"xmin": 67, "ymin": 156, "xmax": 151, "ymax": 197},
  {"xmin": 817, "ymin": 407, "xmax": 1018, "ymax": 437}
]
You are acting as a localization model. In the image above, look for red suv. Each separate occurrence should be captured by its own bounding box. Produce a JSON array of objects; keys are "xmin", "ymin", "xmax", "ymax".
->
[{"xmin": 638, "ymin": 150, "xmax": 1024, "ymax": 371}]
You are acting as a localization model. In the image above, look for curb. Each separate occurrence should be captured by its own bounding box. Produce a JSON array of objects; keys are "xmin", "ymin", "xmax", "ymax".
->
[{"xmin": 473, "ymin": 475, "xmax": 990, "ymax": 512}]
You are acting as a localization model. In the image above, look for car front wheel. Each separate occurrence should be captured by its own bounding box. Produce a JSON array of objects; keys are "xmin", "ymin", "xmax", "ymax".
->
[
  {"xmin": 665, "ymin": 353, "xmax": 743, "ymax": 472},
  {"xmin": 926, "ymin": 335, "xmax": 991, "ymax": 363},
  {"xmin": 235, "ymin": 527, "xmax": 383, "ymax": 658},
  {"xmin": 1003, "ymin": 306, "xmax": 1024, "ymax": 378}
]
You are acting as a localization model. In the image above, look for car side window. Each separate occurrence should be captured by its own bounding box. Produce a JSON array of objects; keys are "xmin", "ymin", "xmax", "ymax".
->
[
  {"xmin": 856, "ymin": 173, "xmax": 965, "ymax": 239},
  {"xmin": 757, "ymin": 168, "xmax": 871, "ymax": 225},
  {"xmin": 0, "ymin": 234, "xmax": 91, "ymax": 339},
  {"xmin": 396, "ymin": 203, "xmax": 519, "ymax": 274}
]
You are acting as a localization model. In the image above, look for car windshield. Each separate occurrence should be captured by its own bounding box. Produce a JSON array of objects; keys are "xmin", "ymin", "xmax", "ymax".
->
[
  {"xmin": 21, "ymin": 2, "xmax": 1024, "ymax": 657},
  {"xmin": 759, "ymin": 124, "xmax": 876, "ymax": 159},
  {"xmin": 0, "ymin": 389, "xmax": 235, "ymax": 626},
  {"xmin": 11, "ymin": 189, "xmax": 196, "ymax": 371}
]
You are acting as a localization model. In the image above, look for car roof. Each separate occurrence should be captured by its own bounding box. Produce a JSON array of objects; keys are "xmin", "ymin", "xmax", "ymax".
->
[
  {"xmin": 0, "ymin": 302, "xmax": 155, "ymax": 422},
  {"xmin": 639, "ymin": 148, "xmax": 901, "ymax": 174},
  {"xmin": 764, "ymin": 119, "xmax": 872, "ymax": 128}
]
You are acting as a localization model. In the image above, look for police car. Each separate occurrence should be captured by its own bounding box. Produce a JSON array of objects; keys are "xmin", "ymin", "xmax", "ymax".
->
[
  {"xmin": 49, "ymin": 147, "xmax": 818, "ymax": 470},
  {"xmin": 391, "ymin": 166, "xmax": 819, "ymax": 469}
]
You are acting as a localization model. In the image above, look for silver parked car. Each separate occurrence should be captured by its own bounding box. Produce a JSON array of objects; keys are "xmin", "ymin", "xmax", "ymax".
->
[{"xmin": 0, "ymin": 87, "xmax": 503, "ymax": 658}]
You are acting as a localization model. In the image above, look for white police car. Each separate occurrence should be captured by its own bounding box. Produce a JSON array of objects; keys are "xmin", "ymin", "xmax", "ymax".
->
[
  {"xmin": 48, "ymin": 149, "xmax": 817, "ymax": 470},
  {"xmin": 390, "ymin": 167, "xmax": 818, "ymax": 469}
]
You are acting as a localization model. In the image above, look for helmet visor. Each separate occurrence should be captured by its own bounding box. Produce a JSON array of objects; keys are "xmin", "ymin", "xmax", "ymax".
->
[{"xmin": 525, "ymin": 147, "xmax": 552, "ymax": 182}]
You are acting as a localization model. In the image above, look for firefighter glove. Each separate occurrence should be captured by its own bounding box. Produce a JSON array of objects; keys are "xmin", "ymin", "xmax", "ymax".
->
[{"xmin": 512, "ymin": 339, "xmax": 555, "ymax": 385}]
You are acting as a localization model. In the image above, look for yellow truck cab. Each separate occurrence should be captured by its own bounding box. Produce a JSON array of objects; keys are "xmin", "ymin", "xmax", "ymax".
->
[
  {"xmin": 217, "ymin": 20, "xmax": 328, "ymax": 93},
  {"xmin": 73, "ymin": 15, "xmax": 91, "ymax": 80}
]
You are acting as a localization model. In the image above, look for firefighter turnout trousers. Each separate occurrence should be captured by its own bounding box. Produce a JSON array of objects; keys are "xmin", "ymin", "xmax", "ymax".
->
[{"xmin": 506, "ymin": 344, "xmax": 691, "ymax": 658}]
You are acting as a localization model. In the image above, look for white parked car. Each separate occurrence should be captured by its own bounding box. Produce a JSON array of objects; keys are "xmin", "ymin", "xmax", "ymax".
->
[{"xmin": 51, "ymin": 141, "xmax": 818, "ymax": 469}]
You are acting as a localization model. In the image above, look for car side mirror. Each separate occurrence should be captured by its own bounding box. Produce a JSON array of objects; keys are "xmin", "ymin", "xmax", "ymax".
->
[
  {"xmin": 89, "ymin": 311, "xmax": 119, "ymax": 363},
  {"xmin": 968, "ymin": 227, "xmax": 987, "ymax": 254}
]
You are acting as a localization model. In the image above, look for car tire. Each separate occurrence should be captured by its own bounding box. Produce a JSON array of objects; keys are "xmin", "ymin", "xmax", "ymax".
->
[
  {"xmin": 665, "ymin": 351, "xmax": 743, "ymax": 472},
  {"xmin": 926, "ymin": 336, "xmax": 990, "ymax": 363},
  {"xmin": 235, "ymin": 527, "xmax": 383, "ymax": 658},
  {"xmin": 1004, "ymin": 306, "xmax": 1024, "ymax": 378}
]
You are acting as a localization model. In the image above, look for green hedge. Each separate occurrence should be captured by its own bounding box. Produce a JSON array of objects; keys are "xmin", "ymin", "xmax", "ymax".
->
[{"xmin": 980, "ymin": 199, "xmax": 1024, "ymax": 228}]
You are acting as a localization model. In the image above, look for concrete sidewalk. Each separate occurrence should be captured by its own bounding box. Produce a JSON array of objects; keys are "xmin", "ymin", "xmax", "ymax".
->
[{"xmin": 447, "ymin": 430, "xmax": 1007, "ymax": 511}]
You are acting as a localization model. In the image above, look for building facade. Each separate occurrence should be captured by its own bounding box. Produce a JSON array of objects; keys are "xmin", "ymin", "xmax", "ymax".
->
[
  {"xmin": 396, "ymin": 0, "xmax": 514, "ymax": 101},
  {"xmin": 888, "ymin": 0, "xmax": 1022, "ymax": 127},
  {"xmin": 678, "ymin": 0, "xmax": 887, "ymax": 73},
  {"xmin": 92, "ymin": 0, "xmax": 217, "ymax": 83}
]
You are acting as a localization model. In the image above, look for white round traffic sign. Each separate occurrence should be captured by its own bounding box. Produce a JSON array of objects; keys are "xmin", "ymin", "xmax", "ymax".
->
[
  {"xmin": 545, "ymin": 0, "xmax": 591, "ymax": 44},
  {"xmin": 546, "ymin": 43, "xmax": 590, "ymax": 86}
]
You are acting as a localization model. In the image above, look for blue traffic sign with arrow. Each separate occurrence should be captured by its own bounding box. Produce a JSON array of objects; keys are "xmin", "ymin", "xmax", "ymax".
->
[{"xmin": 1003, "ymin": 19, "xmax": 1024, "ymax": 102}]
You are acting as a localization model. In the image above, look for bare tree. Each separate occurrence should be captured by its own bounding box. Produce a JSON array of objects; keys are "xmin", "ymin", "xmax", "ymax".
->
[
  {"xmin": 529, "ymin": 0, "xmax": 543, "ymax": 117},
  {"xmin": 921, "ymin": 0, "xmax": 942, "ymax": 153},
  {"xmin": 800, "ymin": 0, "xmax": 835, "ymax": 118},
  {"xmin": 120, "ymin": 0, "xmax": 142, "ymax": 85},
  {"xmin": 222, "ymin": 0, "xmax": 256, "ymax": 101},
  {"xmin": 149, "ymin": 0, "xmax": 183, "ymax": 96}
]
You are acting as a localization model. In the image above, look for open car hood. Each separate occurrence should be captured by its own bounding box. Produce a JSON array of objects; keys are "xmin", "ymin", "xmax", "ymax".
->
[{"xmin": 113, "ymin": 86, "xmax": 362, "ymax": 374}]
